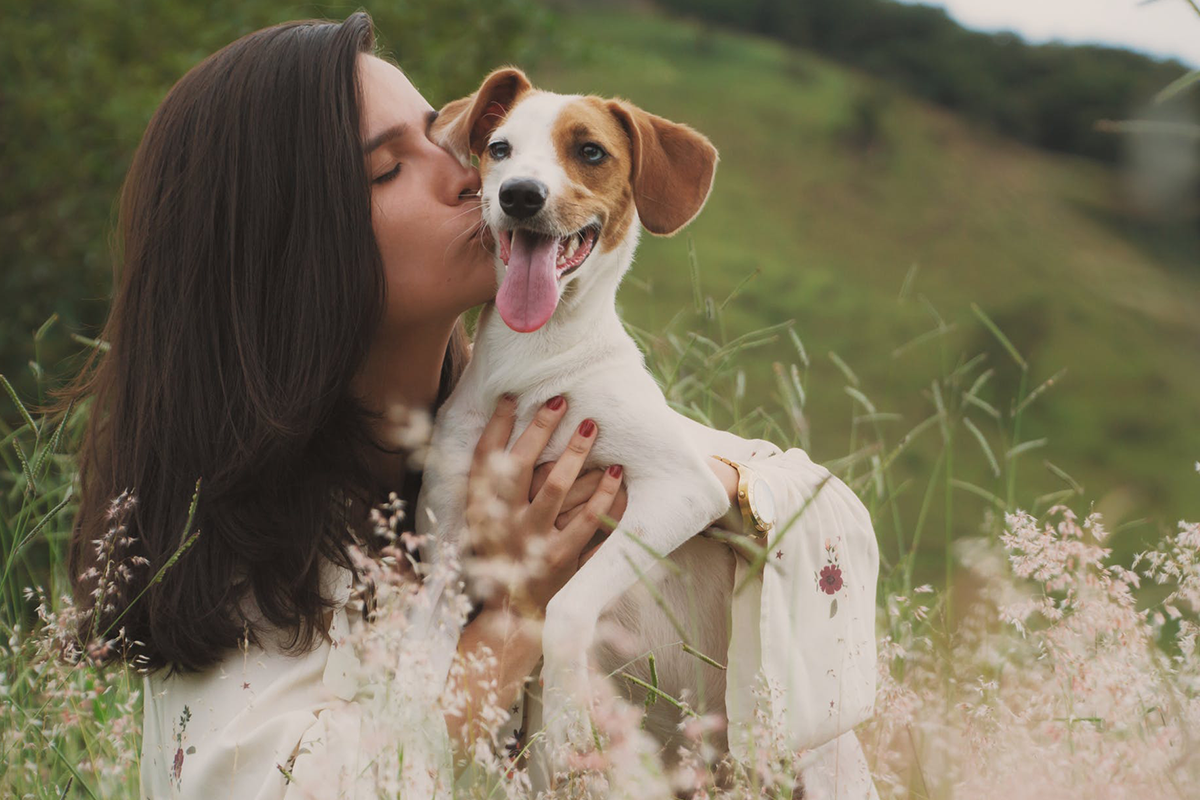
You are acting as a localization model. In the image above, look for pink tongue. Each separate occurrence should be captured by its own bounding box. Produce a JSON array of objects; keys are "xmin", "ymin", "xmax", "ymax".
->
[{"xmin": 496, "ymin": 229, "xmax": 561, "ymax": 332}]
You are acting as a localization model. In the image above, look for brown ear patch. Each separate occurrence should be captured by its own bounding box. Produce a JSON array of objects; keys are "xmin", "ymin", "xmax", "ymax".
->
[
  {"xmin": 605, "ymin": 99, "xmax": 719, "ymax": 236},
  {"xmin": 551, "ymin": 97, "xmax": 639, "ymax": 254},
  {"xmin": 429, "ymin": 67, "xmax": 534, "ymax": 166}
]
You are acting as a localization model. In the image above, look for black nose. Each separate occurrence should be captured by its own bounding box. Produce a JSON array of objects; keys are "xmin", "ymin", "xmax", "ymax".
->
[{"xmin": 498, "ymin": 178, "xmax": 548, "ymax": 219}]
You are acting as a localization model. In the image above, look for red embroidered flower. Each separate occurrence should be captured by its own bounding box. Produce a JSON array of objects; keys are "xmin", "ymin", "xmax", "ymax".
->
[
  {"xmin": 173, "ymin": 747, "xmax": 184, "ymax": 781},
  {"xmin": 819, "ymin": 565, "xmax": 843, "ymax": 595}
]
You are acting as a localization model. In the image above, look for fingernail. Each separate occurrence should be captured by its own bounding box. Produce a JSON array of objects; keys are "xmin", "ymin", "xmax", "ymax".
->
[
  {"xmin": 501, "ymin": 392, "xmax": 517, "ymax": 404},
  {"xmin": 578, "ymin": 418, "xmax": 596, "ymax": 437},
  {"xmin": 546, "ymin": 395, "xmax": 565, "ymax": 410},
  {"xmin": 607, "ymin": 464, "xmax": 622, "ymax": 478}
]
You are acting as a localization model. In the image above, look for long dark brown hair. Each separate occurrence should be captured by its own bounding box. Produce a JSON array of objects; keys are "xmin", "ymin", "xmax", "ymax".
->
[{"xmin": 64, "ymin": 11, "xmax": 470, "ymax": 676}]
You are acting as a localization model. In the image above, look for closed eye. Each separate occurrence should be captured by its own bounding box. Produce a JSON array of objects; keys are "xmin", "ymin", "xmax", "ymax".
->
[{"xmin": 374, "ymin": 163, "xmax": 402, "ymax": 184}]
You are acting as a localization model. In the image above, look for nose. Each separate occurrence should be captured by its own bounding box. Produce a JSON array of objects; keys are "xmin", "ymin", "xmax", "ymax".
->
[
  {"xmin": 498, "ymin": 178, "xmax": 548, "ymax": 219},
  {"xmin": 453, "ymin": 159, "xmax": 481, "ymax": 203}
]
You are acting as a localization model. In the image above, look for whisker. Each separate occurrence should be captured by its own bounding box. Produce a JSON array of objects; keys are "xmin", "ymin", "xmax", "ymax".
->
[
  {"xmin": 442, "ymin": 214, "xmax": 489, "ymax": 264},
  {"xmin": 434, "ymin": 198, "xmax": 484, "ymax": 231}
]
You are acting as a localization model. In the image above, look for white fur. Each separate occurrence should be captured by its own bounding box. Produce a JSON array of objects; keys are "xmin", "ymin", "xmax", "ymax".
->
[
  {"xmin": 483, "ymin": 92, "xmax": 578, "ymax": 217},
  {"xmin": 416, "ymin": 90, "xmax": 737, "ymax": 786}
]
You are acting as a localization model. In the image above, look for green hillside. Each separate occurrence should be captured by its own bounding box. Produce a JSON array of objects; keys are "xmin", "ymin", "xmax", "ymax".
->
[{"xmin": 529, "ymin": 4, "xmax": 1200, "ymax": 579}]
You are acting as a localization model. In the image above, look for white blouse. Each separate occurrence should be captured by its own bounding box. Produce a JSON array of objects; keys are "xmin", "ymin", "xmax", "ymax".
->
[{"xmin": 140, "ymin": 410, "xmax": 880, "ymax": 799}]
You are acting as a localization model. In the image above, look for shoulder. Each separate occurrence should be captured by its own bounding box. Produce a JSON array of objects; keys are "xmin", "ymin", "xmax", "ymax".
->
[{"xmin": 140, "ymin": 580, "xmax": 355, "ymax": 798}]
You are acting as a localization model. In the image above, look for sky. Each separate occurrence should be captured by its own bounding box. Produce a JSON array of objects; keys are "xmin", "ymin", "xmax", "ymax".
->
[{"xmin": 896, "ymin": 0, "xmax": 1200, "ymax": 69}]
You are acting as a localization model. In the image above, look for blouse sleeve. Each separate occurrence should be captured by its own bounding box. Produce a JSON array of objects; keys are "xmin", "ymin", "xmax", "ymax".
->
[{"xmin": 670, "ymin": 410, "xmax": 880, "ymax": 760}]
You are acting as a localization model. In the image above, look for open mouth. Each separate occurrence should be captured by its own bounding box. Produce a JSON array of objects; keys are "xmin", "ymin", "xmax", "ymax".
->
[
  {"xmin": 492, "ymin": 222, "xmax": 602, "ymax": 333},
  {"xmin": 497, "ymin": 222, "xmax": 600, "ymax": 280}
]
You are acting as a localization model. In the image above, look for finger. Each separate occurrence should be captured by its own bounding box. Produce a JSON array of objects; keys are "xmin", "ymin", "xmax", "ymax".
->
[
  {"xmin": 558, "ymin": 463, "xmax": 623, "ymax": 555},
  {"xmin": 576, "ymin": 525, "xmax": 610, "ymax": 568},
  {"xmin": 469, "ymin": 393, "xmax": 519, "ymax": 488},
  {"xmin": 604, "ymin": 482, "xmax": 628, "ymax": 533},
  {"xmin": 559, "ymin": 474, "xmax": 625, "ymax": 530},
  {"xmin": 555, "ymin": 504, "xmax": 581, "ymax": 530},
  {"xmin": 549, "ymin": 468, "xmax": 604, "ymax": 517},
  {"xmin": 579, "ymin": 538, "xmax": 606, "ymax": 567},
  {"xmin": 535, "ymin": 464, "xmax": 603, "ymax": 509},
  {"xmin": 508, "ymin": 395, "xmax": 570, "ymax": 498},
  {"xmin": 527, "ymin": 417, "xmax": 599, "ymax": 523},
  {"xmin": 529, "ymin": 460, "xmax": 556, "ymax": 503}
]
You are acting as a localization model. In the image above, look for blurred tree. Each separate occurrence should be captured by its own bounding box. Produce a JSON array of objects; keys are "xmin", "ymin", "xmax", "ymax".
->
[
  {"xmin": 651, "ymin": 0, "xmax": 1200, "ymax": 167},
  {"xmin": 1, "ymin": 0, "xmax": 561, "ymax": 398}
]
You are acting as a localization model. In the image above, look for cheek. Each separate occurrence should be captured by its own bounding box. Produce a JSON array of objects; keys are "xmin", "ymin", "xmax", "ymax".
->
[
  {"xmin": 371, "ymin": 188, "xmax": 439, "ymax": 311},
  {"xmin": 372, "ymin": 185, "xmax": 424, "ymax": 268},
  {"xmin": 368, "ymin": 183, "xmax": 494, "ymax": 323},
  {"xmin": 596, "ymin": 184, "xmax": 636, "ymax": 253}
]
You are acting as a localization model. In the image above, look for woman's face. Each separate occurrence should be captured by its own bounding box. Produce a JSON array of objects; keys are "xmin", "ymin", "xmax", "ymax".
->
[{"xmin": 358, "ymin": 54, "xmax": 497, "ymax": 331}]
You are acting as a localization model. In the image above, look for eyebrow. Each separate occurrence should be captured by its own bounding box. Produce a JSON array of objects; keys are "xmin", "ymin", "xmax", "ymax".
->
[{"xmin": 364, "ymin": 109, "xmax": 440, "ymax": 155}]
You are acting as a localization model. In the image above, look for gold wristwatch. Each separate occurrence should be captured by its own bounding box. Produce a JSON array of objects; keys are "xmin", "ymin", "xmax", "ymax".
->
[{"xmin": 710, "ymin": 455, "xmax": 776, "ymax": 539}]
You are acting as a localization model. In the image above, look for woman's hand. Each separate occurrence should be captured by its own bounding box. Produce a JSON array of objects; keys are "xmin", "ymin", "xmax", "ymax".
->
[
  {"xmin": 464, "ymin": 392, "xmax": 624, "ymax": 618},
  {"xmin": 532, "ymin": 455, "xmax": 728, "ymax": 544},
  {"xmin": 529, "ymin": 462, "xmax": 628, "ymax": 561}
]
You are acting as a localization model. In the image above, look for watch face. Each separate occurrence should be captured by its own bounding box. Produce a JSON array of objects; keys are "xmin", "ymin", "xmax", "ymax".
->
[{"xmin": 752, "ymin": 478, "xmax": 776, "ymax": 527}]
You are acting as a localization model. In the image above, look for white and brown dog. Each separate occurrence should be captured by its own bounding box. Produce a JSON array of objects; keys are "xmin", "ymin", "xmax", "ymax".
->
[{"xmin": 416, "ymin": 66, "xmax": 742, "ymax": 782}]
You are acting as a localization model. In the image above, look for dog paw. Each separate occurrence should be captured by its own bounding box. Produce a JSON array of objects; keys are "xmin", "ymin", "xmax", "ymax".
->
[{"xmin": 540, "ymin": 667, "xmax": 600, "ymax": 777}]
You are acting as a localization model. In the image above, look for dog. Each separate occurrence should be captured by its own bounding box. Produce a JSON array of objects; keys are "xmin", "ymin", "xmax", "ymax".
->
[{"xmin": 416, "ymin": 65, "xmax": 746, "ymax": 785}]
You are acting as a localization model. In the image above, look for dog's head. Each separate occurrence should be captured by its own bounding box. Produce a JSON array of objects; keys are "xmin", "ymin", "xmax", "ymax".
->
[{"xmin": 430, "ymin": 66, "xmax": 719, "ymax": 333}]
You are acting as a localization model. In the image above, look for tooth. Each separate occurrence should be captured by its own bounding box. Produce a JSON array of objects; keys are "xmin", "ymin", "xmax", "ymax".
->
[{"xmin": 565, "ymin": 237, "xmax": 578, "ymax": 258}]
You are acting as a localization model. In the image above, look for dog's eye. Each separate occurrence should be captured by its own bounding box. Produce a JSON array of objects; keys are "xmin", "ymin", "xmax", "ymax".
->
[
  {"xmin": 488, "ymin": 140, "xmax": 511, "ymax": 160},
  {"xmin": 579, "ymin": 143, "xmax": 607, "ymax": 164}
]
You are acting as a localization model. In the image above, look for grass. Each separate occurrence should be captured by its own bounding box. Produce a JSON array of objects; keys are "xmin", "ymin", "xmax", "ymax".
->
[
  {"xmin": 1, "ymin": 247, "xmax": 1197, "ymax": 796},
  {"xmin": 3, "ymin": 3, "xmax": 1199, "ymax": 794},
  {"xmin": 529, "ymin": 3, "xmax": 1200, "ymax": 578}
]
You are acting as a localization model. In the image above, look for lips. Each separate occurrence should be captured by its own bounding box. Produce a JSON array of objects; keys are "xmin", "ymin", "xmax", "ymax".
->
[{"xmin": 494, "ymin": 224, "xmax": 600, "ymax": 333}]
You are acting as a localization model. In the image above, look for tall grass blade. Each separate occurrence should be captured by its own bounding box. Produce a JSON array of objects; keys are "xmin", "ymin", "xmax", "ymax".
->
[
  {"xmin": 12, "ymin": 440, "xmax": 35, "ymax": 495},
  {"xmin": 1006, "ymin": 438, "xmax": 1048, "ymax": 460},
  {"xmin": 687, "ymin": 234, "xmax": 703, "ymax": 313},
  {"xmin": 898, "ymin": 262, "xmax": 919, "ymax": 301},
  {"xmin": 950, "ymin": 478, "xmax": 1006, "ymax": 509},
  {"xmin": 970, "ymin": 302, "xmax": 1027, "ymax": 371},
  {"xmin": 1044, "ymin": 460, "xmax": 1084, "ymax": 494},
  {"xmin": 99, "ymin": 479, "xmax": 203, "ymax": 639},
  {"xmin": 1013, "ymin": 367, "xmax": 1067, "ymax": 416},
  {"xmin": 827, "ymin": 350, "xmax": 860, "ymax": 387},
  {"xmin": 1, "ymin": 374, "xmax": 38, "ymax": 435},
  {"xmin": 962, "ymin": 416, "xmax": 1001, "ymax": 478},
  {"xmin": 787, "ymin": 327, "xmax": 809, "ymax": 368},
  {"xmin": 719, "ymin": 266, "xmax": 762, "ymax": 310}
]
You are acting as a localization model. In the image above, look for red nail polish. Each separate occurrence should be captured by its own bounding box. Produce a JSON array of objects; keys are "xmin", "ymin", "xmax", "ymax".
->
[
  {"xmin": 578, "ymin": 418, "xmax": 595, "ymax": 437},
  {"xmin": 607, "ymin": 464, "xmax": 622, "ymax": 478},
  {"xmin": 501, "ymin": 392, "xmax": 517, "ymax": 404},
  {"xmin": 547, "ymin": 395, "xmax": 564, "ymax": 410}
]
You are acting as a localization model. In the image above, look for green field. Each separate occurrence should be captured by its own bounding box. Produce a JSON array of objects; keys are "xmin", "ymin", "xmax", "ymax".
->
[{"xmin": 518, "ymin": 4, "xmax": 1200, "ymax": 581}]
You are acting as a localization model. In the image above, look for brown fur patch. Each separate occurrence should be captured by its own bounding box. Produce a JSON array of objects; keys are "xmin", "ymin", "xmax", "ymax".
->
[
  {"xmin": 605, "ymin": 98, "xmax": 719, "ymax": 236},
  {"xmin": 550, "ymin": 96, "xmax": 639, "ymax": 254},
  {"xmin": 429, "ymin": 67, "xmax": 533, "ymax": 164}
]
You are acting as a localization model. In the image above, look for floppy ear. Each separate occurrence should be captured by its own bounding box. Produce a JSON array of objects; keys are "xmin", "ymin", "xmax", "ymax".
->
[
  {"xmin": 429, "ymin": 66, "xmax": 533, "ymax": 167},
  {"xmin": 606, "ymin": 99, "xmax": 719, "ymax": 236}
]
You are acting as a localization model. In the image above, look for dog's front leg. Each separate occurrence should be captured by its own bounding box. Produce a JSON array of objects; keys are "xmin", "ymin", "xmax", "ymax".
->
[{"xmin": 539, "ymin": 464, "xmax": 730, "ymax": 778}]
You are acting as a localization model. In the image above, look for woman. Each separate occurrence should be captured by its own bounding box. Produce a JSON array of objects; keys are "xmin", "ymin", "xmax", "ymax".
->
[{"xmin": 66, "ymin": 12, "xmax": 879, "ymax": 799}]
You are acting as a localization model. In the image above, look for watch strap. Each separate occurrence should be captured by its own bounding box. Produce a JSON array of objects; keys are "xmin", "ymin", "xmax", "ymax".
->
[{"xmin": 710, "ymin": 454, "xmax": 767, "ymax": 539}]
